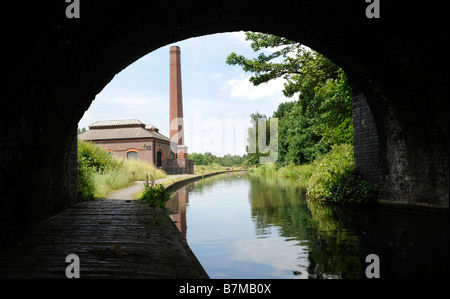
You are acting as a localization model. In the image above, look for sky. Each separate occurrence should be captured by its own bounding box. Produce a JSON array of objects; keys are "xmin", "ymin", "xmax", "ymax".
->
[{"xmin": 78, "ymin": 32, "xmax": 293, "ymax": 156}]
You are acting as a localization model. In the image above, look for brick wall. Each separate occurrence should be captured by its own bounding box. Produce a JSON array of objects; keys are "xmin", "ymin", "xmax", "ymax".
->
[
  {"xmin": 354, "ymin": 92, "xmax": 449, "ymax": 209},
  {"xmin": 352, "ymin": 93, "xmax": 380, "ymax": 184},
  {"xmin": 162, "ymin": 159, "xmax": 194, "ymax": 174},
  {"xmin": 92, "ymin": 138, "xmax": 175, "ymax": 166}
]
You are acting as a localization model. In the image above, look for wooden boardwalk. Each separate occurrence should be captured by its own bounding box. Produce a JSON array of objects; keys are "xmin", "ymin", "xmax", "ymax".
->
[{"xmin": 0, "ymin": 181, "xmax": 208, "ymax": 279}]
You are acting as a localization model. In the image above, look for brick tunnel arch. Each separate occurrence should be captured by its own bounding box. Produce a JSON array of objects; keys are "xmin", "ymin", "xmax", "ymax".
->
[{"xmin": 2, "ymin": 1, "xmax": 448, "ymax": 234}]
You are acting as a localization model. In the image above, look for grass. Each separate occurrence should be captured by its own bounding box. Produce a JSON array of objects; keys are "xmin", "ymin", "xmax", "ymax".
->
[
  {"xmin": 248, "ymin": 163, "xmax": 313, "ymax": 182},
  {"xmin": 277, "ymin": 164, "xmax": 314, "ymax": 180},
  {"xmin": 194, "ymin": 163, "xmax": 244, "ymax": 174},
  {"xmin": 248, "ymin": 144, "xmax": 377, "ymax": 204},
  {"xmin": 92, "ymin": 160, "xmax": 167, "ymax": 198},
  {"xmin": 78, "ymin": 139, "xmax": 167, "ymax": 200},
  {"xmin": 122, "ymin": 159, "xmax": 167, "ymax": 181},
  {"xmin": 92, "ymin": 167, "xmax": 135, "ymax": 198},
  {"xmin": 194, "ymin": 163, "xmax": 225, "ymax": 174}
]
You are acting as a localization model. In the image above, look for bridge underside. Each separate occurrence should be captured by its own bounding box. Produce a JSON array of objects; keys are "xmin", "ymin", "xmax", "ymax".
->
[{"xmin": 1, "ymin": 1, "xmax": 448, "ymax": 234}]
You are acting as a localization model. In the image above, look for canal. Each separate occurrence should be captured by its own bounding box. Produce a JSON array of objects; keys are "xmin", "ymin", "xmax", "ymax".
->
[{"xmin": 167, "ymin": 172, "xmax": 449, "ymax": 279}]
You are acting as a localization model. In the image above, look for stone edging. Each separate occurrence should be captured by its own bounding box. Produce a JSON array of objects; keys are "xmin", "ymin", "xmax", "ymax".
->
[
  {"xmin": 377, "ymin": 199, "xmax": 449, "ymax": 217},
  {"xmin": 164, "ymin": 170, "xmax": 247, "ymax": 194}
]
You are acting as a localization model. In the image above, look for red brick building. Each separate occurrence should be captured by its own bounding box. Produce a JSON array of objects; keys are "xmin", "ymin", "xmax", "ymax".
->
[{"xmin": 78, "ymin": 119, "xmax": 193, "ymax": 174}]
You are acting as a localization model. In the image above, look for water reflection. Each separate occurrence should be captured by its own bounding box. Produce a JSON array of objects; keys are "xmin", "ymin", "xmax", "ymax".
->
[
  {"xmin": 166, "ymin": 187, "xmax": 189, "ymax": 238},
  {"xmin": 167, "ymin": 172, "xmax": 449, "ymax": 279},
  {"xmin": 247, "ymin": 174, "xmax": 361, "ymax": 278},
  {"xmin": 166, "ymin": 172, "xmax": 247, "ymax": 239}
]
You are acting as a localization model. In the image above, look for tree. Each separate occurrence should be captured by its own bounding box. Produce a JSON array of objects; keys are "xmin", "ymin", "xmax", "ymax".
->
[
  {"xmin": 226, "ymin": 32, "xmax": 339, "ymax": 103},
  {"xmin": 227, "ymin": 32, "xmax": 353, "ymax": 166}
]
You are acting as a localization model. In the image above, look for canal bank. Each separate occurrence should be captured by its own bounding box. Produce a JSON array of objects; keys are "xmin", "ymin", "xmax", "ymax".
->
[
  {"xmin": 163, "ymin": 170, "xmax": 247, "ymax": 195},
  {"xmin": 377, "ymin": 199, "xmax": 449, "ymax": 217}
]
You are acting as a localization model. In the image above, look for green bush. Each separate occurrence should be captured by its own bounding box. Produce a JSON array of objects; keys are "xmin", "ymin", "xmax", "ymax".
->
[
  {"xmin": 140, "ymin": 175, "xmax": 170, "ymax": 208},
  {"xmin": 78, "ymin": 139, "xmax": 121, "ymax": 172},
  {"xmin": 307, "ymin": 144, "xmax": 377, "ymax": 204},
  {"xmin": 78, "ymin": 139, "xmax": 125, "ymax": 201},
  {"xmin": 77, "ymin": 154, "xmax": 96, "ymax": 201},
  {"xmin": 322, "ymin": 167, "xmax": 378, "ymax": 204}
]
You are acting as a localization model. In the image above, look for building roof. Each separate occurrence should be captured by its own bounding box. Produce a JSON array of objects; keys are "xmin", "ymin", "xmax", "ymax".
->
[
  {"xmin": 89, "ymin": 119, "xmax": 146, "ymax": 129},
  {"xmin": 78, "ymin": 119, "xmax": 171, "ymax": 142}
]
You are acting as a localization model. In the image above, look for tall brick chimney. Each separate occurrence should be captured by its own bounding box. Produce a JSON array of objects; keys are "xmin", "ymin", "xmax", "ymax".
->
[{"xmin": 169, "ymin": 46, "xmax": 188, "ymax": 158}]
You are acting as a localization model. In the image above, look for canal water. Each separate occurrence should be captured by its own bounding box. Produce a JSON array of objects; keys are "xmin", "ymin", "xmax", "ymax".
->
[{"xmin": 167, "ymin": 172, "xmax": 449, "ymax": 279}]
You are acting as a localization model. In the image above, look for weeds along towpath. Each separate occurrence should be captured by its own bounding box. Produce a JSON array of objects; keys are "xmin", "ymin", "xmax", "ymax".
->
[
  {"xmin": 105, "ymin": 174, "xmax": 195, "ymax": 200},
  {"xmin": 0, "ymin": 175, "xmax": 208, "ymax": 278}
]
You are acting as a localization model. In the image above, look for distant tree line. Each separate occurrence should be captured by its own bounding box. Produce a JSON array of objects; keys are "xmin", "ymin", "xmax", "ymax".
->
[
  {"xmin": 188, "ymin": 152, "xmax": 247, "ymax": 167},
  {"xmin": 77, "ymin": 127, "xmax": 87, "ymax": 134}
]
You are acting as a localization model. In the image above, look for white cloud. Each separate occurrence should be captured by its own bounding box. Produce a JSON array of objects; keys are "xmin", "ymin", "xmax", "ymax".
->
[
  {"xmin": 78, "ymin": 111, "xmax": 96, "ymax": 128},
  {"xmin": 222, "ymin": 31, "xmax": 249, "ymax": 46},
  {"xmin": 183, "ymin": 109, "xmax": 250, "ymax": 156},
  {"xmin": 97, "ymin": 96, "xmax": 150, "ymax": 105},
  {"xmin": 211, "ymin": 73, "xmax": 223, "ymax": 79},
  {"xmin": 226, "ymin": 76, "xmax": 287, "ymax": 101}
]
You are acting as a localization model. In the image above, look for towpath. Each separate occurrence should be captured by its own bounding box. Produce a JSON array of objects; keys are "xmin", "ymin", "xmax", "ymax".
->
[{"xmin": 0, "ymin": 175, "xmax": 208, "ymax": 278}]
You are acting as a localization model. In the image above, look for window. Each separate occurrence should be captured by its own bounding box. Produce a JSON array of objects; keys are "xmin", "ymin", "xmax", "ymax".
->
[
  {"xmin": 169, "ymin": 151, "xmax": 175, "ymax": 160},
  {"xmin": 127, "ymin": 151, "xmax": 138, "ymax": 160}
]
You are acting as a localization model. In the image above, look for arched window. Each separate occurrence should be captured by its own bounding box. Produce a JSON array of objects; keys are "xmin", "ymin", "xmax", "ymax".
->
[{"xmin": 127, "ymin": 151, "xmax": 138, "ymax": 160}]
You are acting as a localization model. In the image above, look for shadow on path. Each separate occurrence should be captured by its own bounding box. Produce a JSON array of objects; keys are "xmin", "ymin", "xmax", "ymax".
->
[{"xmin": 0, "ymin": 176, "xmax": 208, "ymax": 279}]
